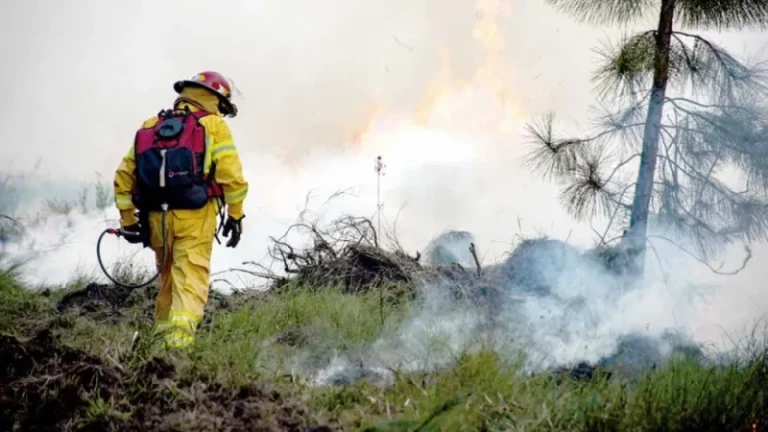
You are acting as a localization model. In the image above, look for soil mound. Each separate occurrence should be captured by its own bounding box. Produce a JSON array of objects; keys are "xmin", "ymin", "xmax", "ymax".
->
[
  {"xmin": 0, "ymin": 330, "xmax": 328, "ymax": 431},
  {"xmin": 55, "ymin": 282, "xmax": 262, "ymax": 328},
  {"xmin": 56, "ymin": 282, "xmax": 157, "ymax": 322},
  {"xmin": 0, "ymin": 329, "xmax": 125, "ymax": 431}
]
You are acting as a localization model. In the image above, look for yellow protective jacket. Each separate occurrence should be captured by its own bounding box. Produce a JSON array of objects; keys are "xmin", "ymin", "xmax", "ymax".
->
[{"xmin": 113, "ymin": 87, "xmax": 249, "ymax": 226}]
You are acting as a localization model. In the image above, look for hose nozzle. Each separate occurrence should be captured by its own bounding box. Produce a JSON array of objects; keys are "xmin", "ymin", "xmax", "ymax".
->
[{"xmin": 107, "ymin": 227, "xmax": 141, "ymax": 238}]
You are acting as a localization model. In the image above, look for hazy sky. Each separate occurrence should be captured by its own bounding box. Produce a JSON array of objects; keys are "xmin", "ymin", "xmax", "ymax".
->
[
  {"xmin": 2, "ymin": 1, "xmax": 768, "ymax": 298},
  {"xmin": 1, "ymin": 0, "xmax": 600, "ymax": 172},
  {"xmin": 2, "ymin": 3, "xmax": 764, "ymax": 177},
  {"xmin": 2, "ymin": 1, "xmax": 763, "ymax": 169}
]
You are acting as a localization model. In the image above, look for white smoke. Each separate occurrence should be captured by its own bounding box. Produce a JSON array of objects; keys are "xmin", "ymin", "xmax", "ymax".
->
[
  {"xmin": 311, "ymin": 231, "xmax": 760, "ymax": 386},
  {"xmin": 1, "ymin": 0, "xmax": 767, "ymax": 384}
]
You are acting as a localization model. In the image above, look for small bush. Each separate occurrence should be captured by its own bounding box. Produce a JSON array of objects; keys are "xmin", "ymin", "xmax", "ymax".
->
[
  {"xmin": 110, "ymin": 258, "xmax": 155, "ymax": 287},
  {"xmin": 78, "ymin": 184, "xmax": 90, "ymax": 214},
  {"xmin": 94, "ymin": 173, "xmax": 113, "ymax": 211},
  {"xmin": 44, "ymin": 198, "xmax": 75, "ymax": 216},
  {"xmin": 0, "ymin": 172, "xmax": 21, "ymax": 216}
]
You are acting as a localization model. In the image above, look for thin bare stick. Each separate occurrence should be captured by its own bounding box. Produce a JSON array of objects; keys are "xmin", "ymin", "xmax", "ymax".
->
[
  {"xmin": 469, "ymin": 243, "xmax": 482, "ymax": 278},
  {"xmin": 645, "ymin": 238, "xmax": 670, "ymax": 284},
  {"xmin": 210, "ymin": 268, "xmax": 282, "ymax": 280}
]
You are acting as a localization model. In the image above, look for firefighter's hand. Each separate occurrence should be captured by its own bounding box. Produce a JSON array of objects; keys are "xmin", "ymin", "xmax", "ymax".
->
[
  {"xmin": 222, "ymin": 215, "xmax": 243, "ymax": 248},
  {"xmin": 121, "ymin": 223, "xmax": 144, "ymax": 244}
]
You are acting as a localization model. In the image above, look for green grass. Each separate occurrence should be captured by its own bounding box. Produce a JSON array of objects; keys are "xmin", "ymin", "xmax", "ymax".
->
[
  {"xmin": 93, "ymin": 172, "xmax": 113, "ymax": 211},
  {"xmin": 44, "ymin": 197, "xmax": 75, "ymax": 216},
  {"xmin": 335, "ymin": 349, "xmax": 768, "ymax": 431},
  {"xmin": 170, "ymin": 286, "xmax": 768, "ymax": 430},
  {"xmin": 187, "ymin": 285, "xmax": 412, "ymax": 384},
  {"xmin": 1, "ymin": 265, "xmax": 767, "ymax": 431},
  {"xmin": 0, "ymin": 267, "xmax": 53, "ymax": 334}
]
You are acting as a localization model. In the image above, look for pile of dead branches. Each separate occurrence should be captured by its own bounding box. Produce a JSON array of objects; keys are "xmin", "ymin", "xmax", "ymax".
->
[{"xmin": 240, "ymin": 214, "xmax": 423, "ymax": 294}]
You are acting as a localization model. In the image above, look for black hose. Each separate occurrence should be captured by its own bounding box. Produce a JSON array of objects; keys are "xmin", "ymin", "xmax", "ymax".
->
[{"xmin": 96, "ymin": 208, "xmax": 168, "ymax": 289}]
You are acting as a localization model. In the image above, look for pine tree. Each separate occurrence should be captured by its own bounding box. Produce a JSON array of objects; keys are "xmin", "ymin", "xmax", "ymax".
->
[{"xmin": 527, "ymin": 0, "xmax": 768, "ymax": 276}]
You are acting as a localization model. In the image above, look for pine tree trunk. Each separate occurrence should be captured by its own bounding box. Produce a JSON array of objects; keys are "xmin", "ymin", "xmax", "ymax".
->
[{"xmin": 624, "ymin": 0, "xmax": 676, "ymax": 276}]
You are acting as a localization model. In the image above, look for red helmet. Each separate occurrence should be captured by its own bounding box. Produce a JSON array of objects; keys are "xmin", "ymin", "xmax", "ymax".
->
[{"xmin": 174, "ymin": 71, "xmax": 238, "ymax": 117}]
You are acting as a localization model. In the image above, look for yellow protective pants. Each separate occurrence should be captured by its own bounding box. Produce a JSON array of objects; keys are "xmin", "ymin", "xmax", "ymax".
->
[{"xmin": 148, "ymin": 201, "xmax": 217, "ymax": 349}]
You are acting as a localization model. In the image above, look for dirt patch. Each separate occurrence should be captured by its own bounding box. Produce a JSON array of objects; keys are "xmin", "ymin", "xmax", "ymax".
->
[
  {"xmin": 0, "ymin": 330, "xmax": 330, "ymax": 431},
  {"xmin": 55, "ymin": 282, "xmax": 265, "ymax": 328},
  {"xmin": 56, "ymin": 282, "xmax": 157, "ymax": 322},
  {"xmin": 199, "ymin": 289, "xmax": 272, "ymax": 330},
  {"xmin": 276, "ymin": 327, "xmax": 308, "ymax": 347},
  {"xmin": 0, "ymin": 329, "xmax": 125, "ymax": 431},
  {"xmin": 130, "ymin": 381, "xmax": 316, "ymax": 431}
]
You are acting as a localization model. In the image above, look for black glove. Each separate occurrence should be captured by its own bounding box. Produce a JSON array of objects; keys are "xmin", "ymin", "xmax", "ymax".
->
[
  {"xmin": 121, "ymin": 223, "xmax": 144, "ymax": 244},
  {"xmin": 222, "ymin": 215, "xmax": 243, "ymax": 248}
]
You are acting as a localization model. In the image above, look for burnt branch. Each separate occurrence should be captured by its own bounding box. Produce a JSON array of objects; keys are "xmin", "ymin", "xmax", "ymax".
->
[
  {"xmin": 220, "ymin": 191, "xmax": 422, "ymax": 293},
  {"xmin": 469, "ymin": 243, "xmax": 482, "ymax": 278}
]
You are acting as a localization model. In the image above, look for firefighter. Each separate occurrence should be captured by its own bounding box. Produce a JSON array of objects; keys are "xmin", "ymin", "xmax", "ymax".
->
[{"xmin": 113, "ymin": 71, "xmax": 249, "ymax": 349}]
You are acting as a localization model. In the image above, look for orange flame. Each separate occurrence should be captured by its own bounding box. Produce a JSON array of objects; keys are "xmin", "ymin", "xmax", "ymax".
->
[
  {"xmin": 411, "ymin": 0, "xmax": 522, "ymax": 131},
  {"xmin": 345, "ymin": 0, "xmax": 524, "ymax": 153},
  {"xmin": 413, "ymin": 47, "xmax": 460, "ymax": 125},
  {"xmin": 350, "ymin": 105, "xmax": 390, "ymax": 146}
]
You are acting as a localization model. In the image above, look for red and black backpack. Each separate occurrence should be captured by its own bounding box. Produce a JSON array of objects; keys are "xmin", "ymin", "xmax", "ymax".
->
[{"xmin": 131, "ymin": 107, "xmax": 223, "ymax": 212}]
